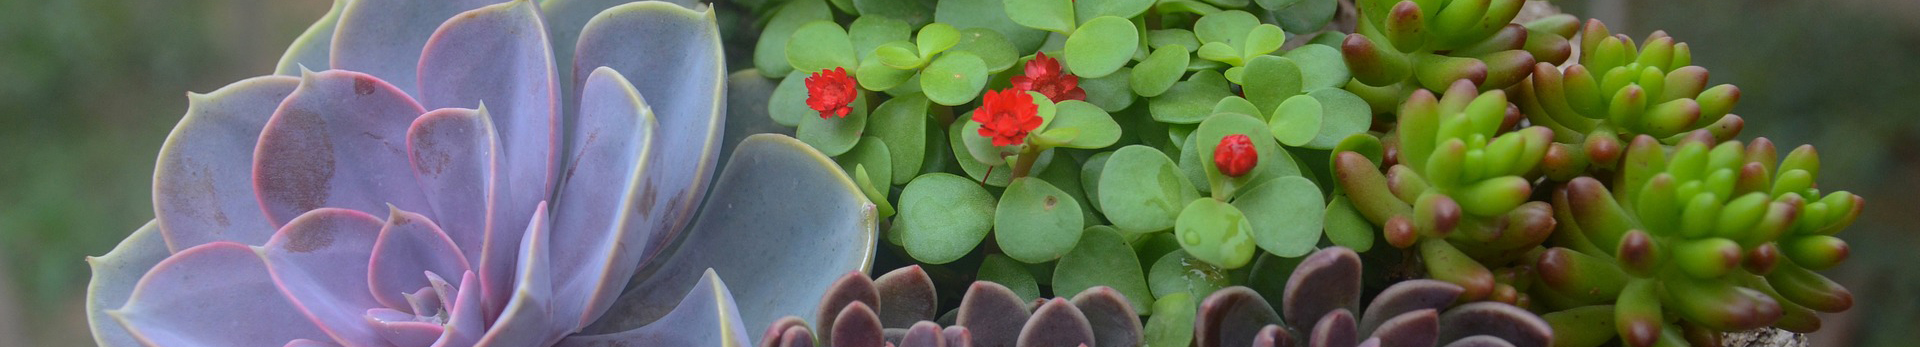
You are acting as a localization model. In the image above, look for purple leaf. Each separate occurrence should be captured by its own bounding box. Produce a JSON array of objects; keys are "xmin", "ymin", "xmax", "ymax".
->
[
  {"xmin": 834, "ymin": 302, "xmax": 888, "ymax": 347},
  {"xmin": 154, "ymin": 76, "xmax": 297, "ymax": 251},
  {"xmin": 367, "ymin": 206, "xmax": 472, "ymax": 311},
  {"xmin": 476, "ymin": 203, "xmax": 557, "ymax": 346},
  {"xmin": 943, "ymin": 326, "xmax": 972, "ymax": 347},
  {"xmin": 365, "ymin": 310, "xmax": 443, "ymax": 346},
  {"xmin": 555, "ymin": 269, "xmax": 752, "ymax": 347},
  {"xmin": 404, "ymin": 106, "xmax": 511, "ymax": 315},
  {"xmin": 85, "ymin": 221, "xmax": 166, "ymax": 347},
  {"xmin": 1368, "ymin": 309, "xmax": 1438, "ymax": 347},
  {"xmin": 1019, "ymin": 298, "xmax": 1095, "ymax": 347},
  {"xmin": 958, "ymin": 281, "xmax": 1032, "ymax": 347},
  {"xmin": 437, "ymin": 271, "xmax": 486, "ymax": 346},
  {"xmin": 1284, "ymin": 247, "xmax": 1363, "ymax": 331},
  {"xmin": 875, "ymin": 265, "xmax": 938, "ymax": 327},
  {"xmin": 254, "ymin": 69, "xmax": 429, "ymax": 226},
  {"xmin": 258, "ymin": 208, "xmax": 389, "ymax": 346},
  {"xmin": 1436, "ymin": 303, "xmax": 1552, "ymax": 347},
  {"xmin": 1197, "ymin": 286, "xmax": 1283, "ymax": 347},
  {"xmin": 817, "ymin": 271, "xmax": 881, "ymax": 342},
  {"xmin": 1440, "ymin": 335, "xmax": 1515, "ymax": 347},
  {"xmin": 417, "ymin": 4, "xmax": 561, "ymax": 309},
  {"xmin": 1070, "ymin": 286, "xmax": 1144, "ymax": 347},
  {"xmin": 1358, "ymin": 280, "xmax": 1462, "ymax": 336},
  {"xmin": 899, "ymin": 321, "xmax": 946, "ymax": 347},
  {"xmin": 540, "ymin": 0, "xmax": 706, "ymax": 127},
  {"xmin": 760, "ymin": 316, "xmax": 815, "ymax": 347},
  {"xmin": 328, "ymin": 0, "xmax": 494, "ymax": 94},
  {"xmin": 285, "ymin": 339, "xmax": 343, "ymax": 347},
  {"xmin": 111, "ymin": 242, "xmax": 332, "ymax": 346},
  {"xmin": 1310, "ymin": 309, "xmax": 1357, "ymax": 347},
  {"xmin": 571, "ymin": 2, "xmax": 727, "ymax": 272},
  {"xmin": 547, "ymin": 66, "xmax": 657, "ymax": 331}
]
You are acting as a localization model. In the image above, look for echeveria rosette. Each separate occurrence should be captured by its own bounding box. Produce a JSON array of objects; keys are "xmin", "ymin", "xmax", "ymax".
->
[
  {"xmin": 1534, "ymin": 133, "xmax": 1860, "ymax": 347},
  {"xmin": 1336, "ymin": 81, "xmax": 1556, "ymax": 303},
  {"xmin": 1516, "ymin": 21, "xmax": 1746, "ymax": 180},
  {"xmin": 86, "ymin": 1, "xmax": 878, "ymax": 346},
  {"xmin": 1342, "ymin": 0, "xmax": 1581, "ymax": 112}
]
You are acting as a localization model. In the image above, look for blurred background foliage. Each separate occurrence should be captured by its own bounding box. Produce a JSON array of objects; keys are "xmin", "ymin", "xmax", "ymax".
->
[{"xmin": 0, "ymin": 0, "xmax": 1911, "ymax": 345}]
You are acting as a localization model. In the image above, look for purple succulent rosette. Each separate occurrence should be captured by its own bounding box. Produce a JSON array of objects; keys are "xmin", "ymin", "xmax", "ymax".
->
[{"xmin": 83, "ymin": 1, "xmax": 878, "ymax": 346}]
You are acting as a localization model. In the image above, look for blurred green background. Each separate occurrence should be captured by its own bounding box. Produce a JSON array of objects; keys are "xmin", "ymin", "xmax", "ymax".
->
[{"xmin": 0, "ymin": 0, "xmax": 1911, "ymax": 345}]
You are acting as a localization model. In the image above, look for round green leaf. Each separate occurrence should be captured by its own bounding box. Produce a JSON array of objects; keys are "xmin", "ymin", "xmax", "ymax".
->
[
  {"xmin": 850, "ymin": 15, "xmax": 912, "ymax": 60},
  {"xmin": 1131, "ymin": 45, "xmax": 1190, "ymax": 97},
  {"xmin": 1272, "ymin": 0, "xmax": 1337, "ymax": 33},
  {"xmin": 1147, "ymin": 250, "xmax": 1230, "ymax": 300},
  {"xmin": 1076, "ymin": 0, "xmax": 1154, "ymax": 23},
  {"xmin": 1242, "ymin": 24, "xmax": 1286, "ymax": 58},
  {"xmin": 1173, "ymin": 198, "xmax": 1258, "ymax": 269},
  {"xmin": 951, "ymin": 28, "xmax": 1020, "ymax": 73},
  {"xmin": 1079, "ymin": 67, "xmax": 1136, "ymax": 112},
  {"xmin": 1194, "ymin": 10, "xmax": 1259, "ymax": 44},
  {"xmin": 786, "ymin": 21, "xmax": 858, "ymax": 74},
  {"xmin": 875, "ymin": 41, "xmax": 926, "ymax": 69},
  {"xmin": 756, "ymin": 0, "xmax": 833, "ymax": 77},
  {"xmin": 959, "ymin": 118, "xmax": 1014, "ymax": 166},
  {"xmin": 854, "ymin": 0, "xmax": 936, "ymax": 27},
  {"xmin": 1147, "ymin": 29, "xmax": 1200, "ymax": 52},
  {"xmin": 1232, "ymin": 175, "xmax": 1324, "ymax": 257},
  {"xmin": 898, "ymin": 173, "xmax": 997, "ymax": 264},
  {"xmin": 978, "ymin": 254, "xmax": 1043, "ymax": 302},
  {"xmin": 1178, "ymin": 134, "xmax": 1214, "ymax": 196},
  {"xmin": 1203, "ymin": 0, "xmax": 1251, "ymax": 8},
  {"xmin": 868, "ymin": 94, "xmax": 931, "ymax": 184},
  {"xmin": 768, "ymin": 71, "xmax": 813, "ymax": 127},
  {"xmin": 938, "ymin": 0, "xmax": 1049, "ymax": 52},
  {"xmin": 1004, "ymin": 0, "xmax": 1075, "ymax": 33},
  {"xmin": 1304, "ymin": 88, "xmax": 1372, "ymax": 149},
  {"xmin": 921, "ymin": 52, "xmax": 990, "ymax": 106},
  {"xmin": 1148, "ymin": 70, "xmax": 1233, "ymax": 124},
  {"xmin": 1049, "ymin": 100, "xmax": 1123, "ymax": 149},
  {"xmin": 838, "ymin": 137, "xmax": 895, "ymax": 201},
  {"xmin": 1099, "ymin": 145, "xmax": 1201, "ymax": 233},
  {"xmin": 796, "ymin": 91, "xmax": 868, "ymax": 156},
  {"xmin": 1282, "ymin": 43, "xmax": 1350, "ymax": 90},
  {"xmin": 1053, "ymin": 226, "xmax": 1154, "ymax": 313},
  {"xmin": 916, "ymin": 23, "xmax": 963, "ymax": 57},
  {"xmin": 1036, "ymin": 155, "xmax": 1102, "ymax": 225},
  {"xmin": 1324, "ymin": 194, "xmax": 1376, "ymax": 252},
  {"xmin": 1062, "ymin": 16, "xmax": 1139, "ymax": 78},
  {"xmin": 1144, "ymin": 293, "xmax": 1198, "ymax": 347},
  {"xmin": 1081, "ymin": 151, "xmax": 1112, "ymax": 213},
  {"xmin": 1243, "ymin": 55, "xmax": 1304, "ymax": 114},
  {"xmin": 1131, "ymin": 232, "xmax": 1183, "ymax": 270},
  {"xmin": 1195, "ymin": 112, "xmax": 1297, "ymax": 197},
  {"xmin": 1211, "ymin": 96, "xmax": 1262, "ymax": 120},
  {"xmin": 1269, "ymin": 95, "xmax": 1322, "ymax": 147},
  {"xmin": 858, "ymin": 56, "xmax": 919, "ymax": 91},
  {"xmin": 1256, "ymin": 0, "xmax": 1304, "ymax": 11},
  {"xmin": 995, "ymin": 177, "xmax": 1087, "ymax": 263},
  {"xmin": 1196, "ymin": 41, "xmax": 1242, "ymax": 66}
]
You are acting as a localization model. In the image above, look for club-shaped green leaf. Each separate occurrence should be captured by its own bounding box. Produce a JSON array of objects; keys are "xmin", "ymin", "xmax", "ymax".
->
[
  {"xmin": 996, "ymin": 177, "xmax": 1087, "ymax": 263},
  {"xmin": 1063, "ymin": 16, "xmax": 1140, "ymax": 78}
]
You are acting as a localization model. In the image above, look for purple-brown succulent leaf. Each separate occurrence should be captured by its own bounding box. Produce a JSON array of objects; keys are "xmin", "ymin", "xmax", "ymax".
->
[
  {"xmin": 109, "ymin": 242, "xmax": 334, "ymax": 346},
  {"xmin": 875, "ymin": 265, "xmax": 939, "ymax": 327},
  {"xmin": 1197, "ymin": 286, "xmax": 1284, "ymax": 347},
  {"xmin": 1309, "ymin": 309, "xmax": 1357, "ymax": 347},
  {"xmin": 957, "ymin": 281, "xmax": 1032, "ymax": 347},
  {"xmin": 329, "ymin": 0, "xmax": 497, "ymax": 95},
  {"xmin": 153, "ymin": 76, "xmax": 298, "ymax": 251},
  {"xmin": 1070, "ymin": 286, "xmax": 1144, "ymax": 347},
  {"xmin": 1019, "ymin": 298, "xmax": 1096, "ymax": 347},
  {"xmin": 1436, "ymin": 302, "xmax": 1552, "ymax": 347},
  {"xmin": 816, "ymin": 271, "xmax": 882, "ymax": 341},
  {"xmin": 1283, "ymin": 247, "xmax": 1363, "ymax": 330},
  {"xmin": 1368, "ymin": 309, "xmax": 1439, "ymax": 347},
  {"xmin": 85, "ymin": 221, "xmax": 167, "ymax": 347},
  {"xmin": 255, "ymin": 69, "xmax": 431, "ymax": 227},
  {"xmin": 1358, "ymin": 280, "xmax": 1462, "ymax": 336}
]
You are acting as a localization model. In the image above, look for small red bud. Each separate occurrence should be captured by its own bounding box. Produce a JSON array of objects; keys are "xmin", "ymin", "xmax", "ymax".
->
[{"xmin": 1214, "ymin": 134, "xmax": 1258, "ymax": 177}]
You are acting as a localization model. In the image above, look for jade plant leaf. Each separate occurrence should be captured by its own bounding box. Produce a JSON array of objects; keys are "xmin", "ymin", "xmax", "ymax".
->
[
  {"xmin": 1062, "ymin": 16, "xmax": 1139, "ymax": 78},
  {"xmin": 1282, "ymin": 43, "xmax": 1349, "ymax": 90},
  {"xmin": 1304, "ymin": 88, "xmax": 1372, "ymax": 149},
  {"xmin": 868, "ymin": 94, "xmax": 932, "ymax": 184},
  {"xmin": 898, "ymin": 173, "xmax": 997, "ymax": 264},
  {"xmin": 851, "ymin": 16, "xmax": 914, "ymax": 60},
  {"xmin": 1048, "ymin": 100, "xmax": 1123, "ymax": 149},
  {"xmin": 1324, "ymin": 194, "xmax": 1377, "ymax": 252},
  {"xmin": 978, "ymin": 254, "xmax": 1044, "ymax": 302},
  {"xmin": 1195, "ymin": 112, "xmax": 1298, "ymax": 198},
  {"xmin": 922, "ymin": 51, "xmax": 990, "ymax": 106},
  {"xmin": 1242, "ymin": 56, "xmax": 1304, "ymax": 114},
  {"xmin": 1175, "ymin": 198, "xmax": 1259, "ymax": 269},
  {"xmin": 755, "ymin": 0, "xmax": 833, "ymax": 77},
  {"xmin": 1233, "ymin": 175, "xmax": 1325, "ymax": 257},
  {"xmin": 787, "ymin": 21, "xmax": 860, "ymax": 74},
  {"xmin": 1053, "ymin": 227, "xmax": 1154, "ymax": 312},
  {"xmin": 586, "ymin": 134, "xmax": 876, "ymax": 336},
  {"xmin": 1003, "ymin": 0, "xmax": 1075, "ymax": 33},
  {"xmin": 996, "ymin": 177, "xmax": 1087, "ymax": 263},
  {"xmin": 1100, "ymin": 145, "xmax": 1202, "ymax": 233}
]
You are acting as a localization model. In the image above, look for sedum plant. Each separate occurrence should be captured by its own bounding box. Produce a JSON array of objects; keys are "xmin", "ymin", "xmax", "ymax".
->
[
  {"xmin": 86, "ymin": 1, "xmax": 878, "ymax": 346},
  {"xmin": 1341, "ymin": 0, "xmax": 1579, "ymax": 112}
]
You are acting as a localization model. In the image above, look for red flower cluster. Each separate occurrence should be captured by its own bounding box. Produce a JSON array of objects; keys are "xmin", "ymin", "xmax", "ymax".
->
[
  {"xmin": 1010, "ymin": 52, "xmax": 1085, "ymax": 103},
  {"xmin": 1214, "ymin": 134, "xmax": 1258, "ymax": 177},
  {"xmin": 805, "ymin": 67, "xmax": 858, "ymax": 119},
  {"xmin": 973, "ymin": 89, "xmax": 1043, "ymax": 146}
]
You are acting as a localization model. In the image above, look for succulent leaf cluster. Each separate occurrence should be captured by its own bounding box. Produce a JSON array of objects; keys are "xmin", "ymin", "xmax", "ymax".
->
[
  {"xmin": 86, "ymin": 1, "xmax": 879, "ymax": 346},
  {"xmin": 1341, "ymin": 0, "xmax": 1579, "ymax": 112}
]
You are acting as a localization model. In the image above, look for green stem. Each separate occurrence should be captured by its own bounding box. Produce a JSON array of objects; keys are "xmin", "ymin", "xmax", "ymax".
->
[{"xmin": 1009, "ymin": 145, "xmax": 1043, "ymax": 178}]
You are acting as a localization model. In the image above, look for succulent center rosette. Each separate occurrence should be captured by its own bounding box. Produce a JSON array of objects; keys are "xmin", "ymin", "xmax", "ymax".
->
[{"xmin": 84, "ymin": 1, "xmax": 879, "ymax": 346}]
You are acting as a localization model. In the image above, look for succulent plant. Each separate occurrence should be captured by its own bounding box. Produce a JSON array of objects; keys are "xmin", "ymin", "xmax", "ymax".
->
[
  {"xmin": 1194, "ymin": 247, "xmax": 1553, "ymax": 347},
  {"xmin": 1341, "ymin": 0, "xmax": 1579, "ymax": 111},
  {"xmin": 85, "ymin": 1, "xmax": 877, "ymax": 346},
  {"xmin": 1334, "ymin": 81, "xmax": 1556, "ymax": 303},
  {"xmin": 1534, "ymin": 132, "xmax": 1859, "ymax": 347},
  {"xmin": 764, "ymin": 266, "xmax": 1144, "ymax": 347},
  {"xmin": 1514, "ymin": 20, "xmax": 1745, "ymax": 177}
]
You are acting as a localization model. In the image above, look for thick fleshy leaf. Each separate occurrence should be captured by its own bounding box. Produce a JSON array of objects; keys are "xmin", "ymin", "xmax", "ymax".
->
[
  {"xmin": 154, "ymin": 76, "xmax": 297, "ymax": 251},
  {"xmin": 1235, "ymin": 175, "xmax": 1325, "ymax": 257},
  {"xmin": 571, "ymin": 1, "xmax": 727, "ymax": 275},
  {"xmin": 541, "ymin": 0, "xmax": 703, "ymax": 116},
  {"xmin": 1071, "ymin": 287, "xmax": 1145, "ymax": 347},
  {"xmin": 898, "ymin": 173, "xmax": 996, "ymax": 264},
  {"xmin": 1311, "ymin": 309, "xmax": 1357, "ymax": 347},
  {"xmin": 834, "ymin": 302, "xmax": 889, "ymax": 347},
  {"xmin": 587, "ymin": 134, "xmax": 876, "ymax": 336},
  {"xmin": 1196, "ymin": 286, "xmax": 1283, "ymax": 347},
  {"xmin": 815, "ymin": 272, "xmax": 881, "ymax": 343},
  {"xmin": 958, "ymin": 281, "xmax": 1032, "ymax": 347},
  {"xmin": 1284, "ymin": 247, "xmax": 1363, "ymax": 330},
  {"xmin": 275, "ymin": 0, "xmax": 348, "ymax": 76},
  {"xmin": 977, "ymin": 255, "xmax": 1043, "ymax": 302},
  {"xmin": 329, "ymin": 0, "xmax": 494, "ymax": 94},
  {"xmin": 1019, "ymin": 298, "xmax": 1095, "ymax": 347},
  {"xmin": 1369, "ymin": 309, "xmax": 1439, "ymax": 347},
  {"xmin": 256, "ymin": 208, "xmax": 389, "ymax": 346},
  {"xmin": 255, "ymin": 69, "xmax": 429, "ymax": 226},
  {"xmin": 1053, "ymin": 227, "xmax": 1153, "ymax": 313},
  {"xmin": 436, "ymin": 271, "xmax": 486, "ymax": 346},
  {"xmin": 899, "ymin": 321, "xmax": 945, "ymax": 347},
  {"xmin": 404, "ymin": 106, "xmax": 512, "ymax": 314},
  {"xmin": 110, "ymin": 242, "xmax": 332, "ymax": 346},
  {"xmin": 720, "ymin": 70, "xmax": 797, "ymax": 172},
  {"xmin": 476, "ymin": 203, "xmax": 556, "ymax": 346},
  {"xmin": 557, "ymin": 270, "xmax": 752, "ymax": 347},
  {"xmin": 85, "ymin": 221, "xmax": 165, "ymax": 347},
  {"xmin": 1436, "ymin": 303, "xmax": 1553, "ymax": 347},
  {"xmin": 546, "ymin": 66, "xmax": 658, "ymax": 330},
  {"xmin": 415, "ymin": 2, "xmax": 559, "ymax": 303},
  {"xmin": 367, "ymin": 207, "xmax": 472, "ymax": 311},
  {"xmin": 876, "ymin": 266, "xmax": 939, "ymax": 327},
  {"xmin": 1358, "ymin": 280, "xmax": 1462, "ymax": 336}
]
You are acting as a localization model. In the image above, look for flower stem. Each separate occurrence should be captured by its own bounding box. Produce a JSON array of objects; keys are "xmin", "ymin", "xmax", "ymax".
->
[{"xmin": 1009, "ymin": 146, "xmax": 1043, "ymax": 179}]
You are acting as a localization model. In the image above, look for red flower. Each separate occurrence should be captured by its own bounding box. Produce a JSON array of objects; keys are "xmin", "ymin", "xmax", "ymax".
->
[
  {"xmin": 1214, "ymin": 134, "xmax": 1258, "ymax": 177},
  {"xmin": 974, "ymin": 89, "xmax": 1043, "ymax": 146},
  {"xmin": 805, "ymin": 67, "xmax": 858, "ymax": 119},
  {"xmin": 1010, "ymin": 52, "xmax": 1086, "ymax": 103}
]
